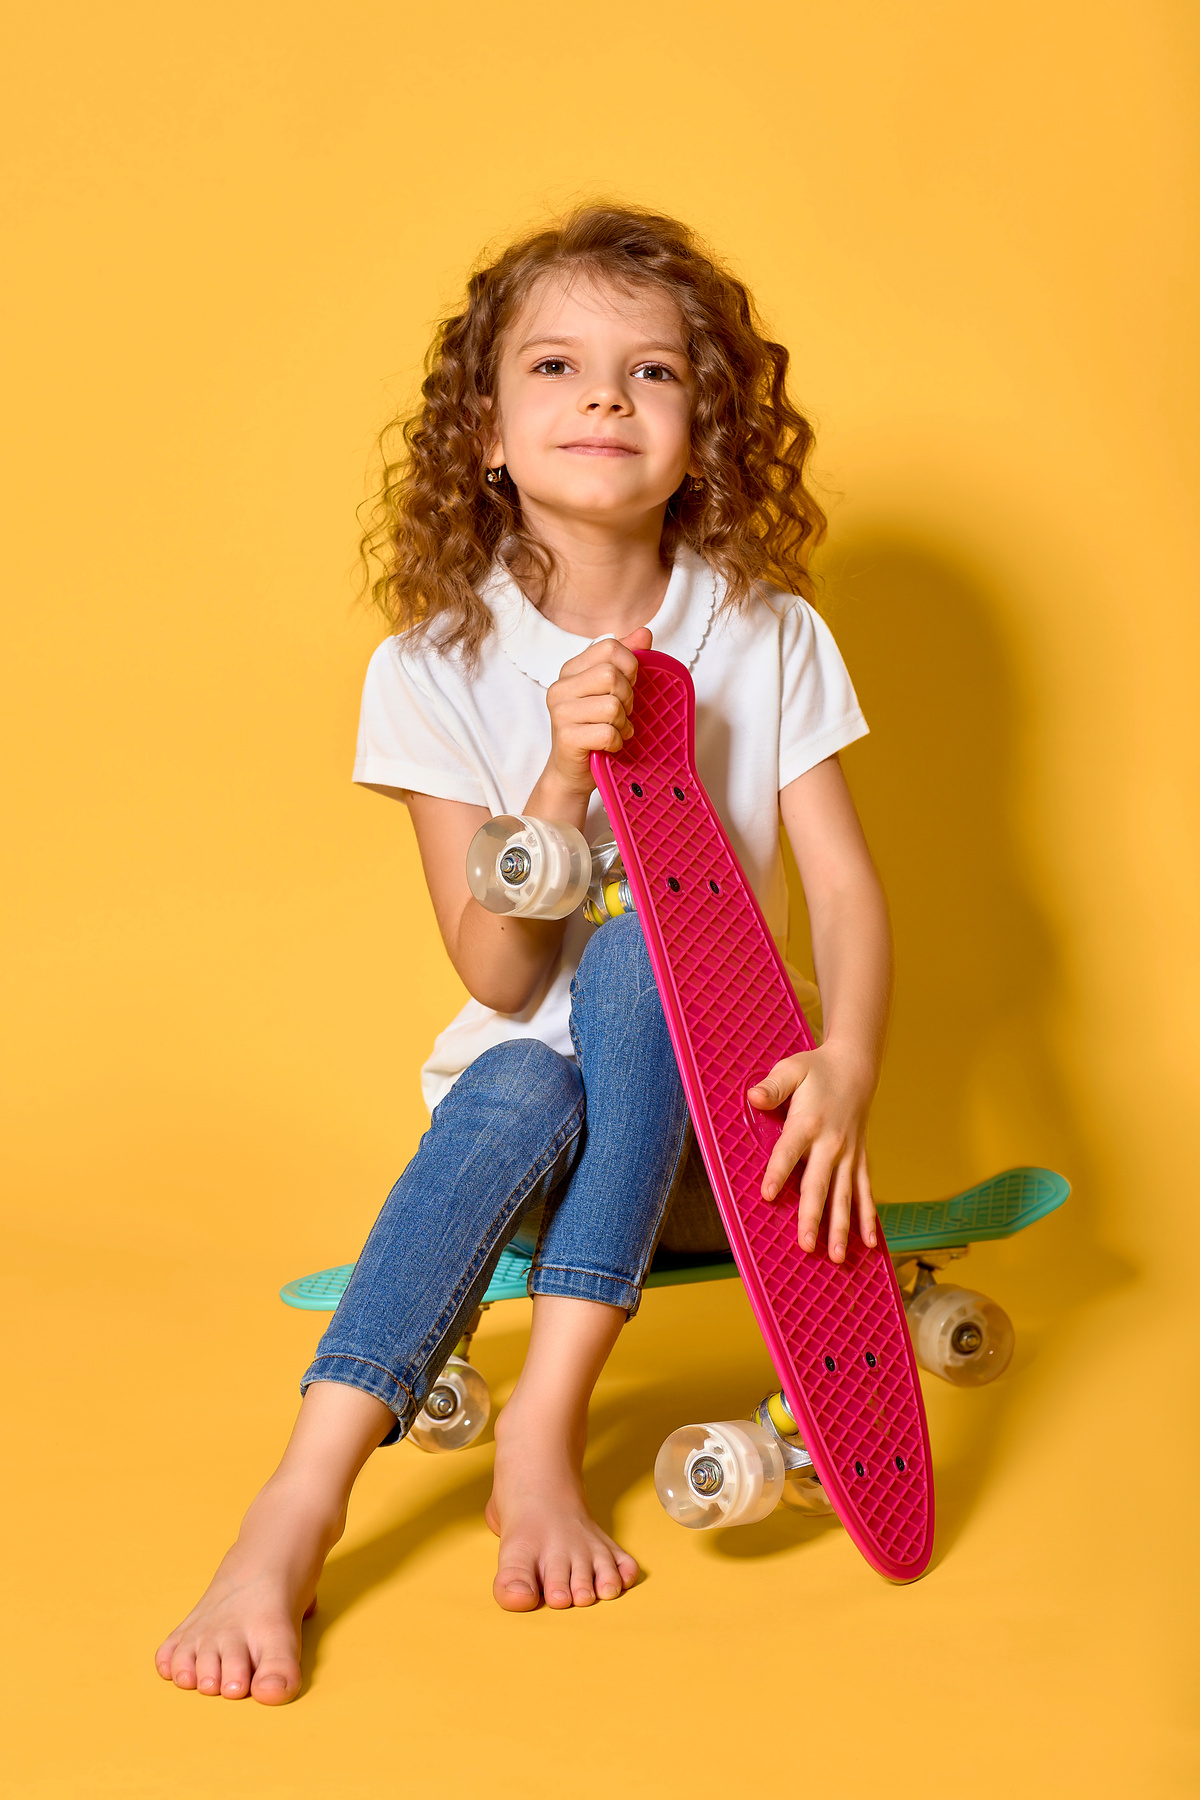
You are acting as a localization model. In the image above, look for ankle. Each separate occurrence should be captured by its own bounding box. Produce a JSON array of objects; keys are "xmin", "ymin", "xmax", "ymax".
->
[{"xmin": 245, "ymin": 1469, "xmax": 349, "ymax": 1546}]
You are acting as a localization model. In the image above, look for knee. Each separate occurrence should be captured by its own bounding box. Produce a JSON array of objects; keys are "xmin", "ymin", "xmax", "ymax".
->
[
  {"xmin": 572, "ymin": 915, "xmax": 666, "ymax": 1042},
  {"xmin": 448, "ymin": 1038, "xmax": 581, "ymax": 1136},
  {"xmin": 574, "ymin": 912, "xmax": 650, "ymax": 1001}
]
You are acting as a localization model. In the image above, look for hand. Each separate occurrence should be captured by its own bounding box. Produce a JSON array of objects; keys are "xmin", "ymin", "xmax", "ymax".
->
[
  {"xmin": 747, "ymin": 1043, "xmax": 879, "ymax": 1263},
  {"xmin": 544, "ymin": 629, "xmax": 652, "ymax": 798}
]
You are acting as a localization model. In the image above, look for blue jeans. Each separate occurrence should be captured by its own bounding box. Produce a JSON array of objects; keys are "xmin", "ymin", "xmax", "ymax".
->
[{"xmin": 301, "ymin": 914, "xmax": 691, "ymax": 1438}]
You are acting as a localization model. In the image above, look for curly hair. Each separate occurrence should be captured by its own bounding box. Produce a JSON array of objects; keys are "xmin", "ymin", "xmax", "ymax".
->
[{"xmin": 360, "ymin": 205, "xmax": 827, "ymax": 662}]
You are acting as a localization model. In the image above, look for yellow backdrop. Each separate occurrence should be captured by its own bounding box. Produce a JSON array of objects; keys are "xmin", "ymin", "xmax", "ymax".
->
[{"xmin": 3, "ymin": 2, "xmax": 1197, "ymax": 1794}]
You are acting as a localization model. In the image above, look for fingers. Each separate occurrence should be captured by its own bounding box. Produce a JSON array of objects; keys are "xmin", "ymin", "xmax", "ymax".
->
[
  {"xmin": 548, "ymin": 651, "xmax": 641, "ymax": 770},
  {"xmin": 793, "ymin": 1148, "xmax": 875, "ymax": 1261},
  {"xmin": 796, "ymin": 1144, "xmax": 838, "ymax": 1253},
  {"xmin": 824, "ymin": 1157, "xmax": 855, "ymax": 1264},
  {"xmin": 854, "ymin": 1156, "xmax": 878, "ymax": 1249},
  {"xmin": 557, "ymin": 635, "xmax": 644, "ymax": 688}
]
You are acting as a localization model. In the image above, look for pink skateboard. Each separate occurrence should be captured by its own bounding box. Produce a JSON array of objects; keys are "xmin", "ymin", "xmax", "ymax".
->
[{"xmin": 595, "ymin": 652, "xmax": 934, "ymax": 1580}]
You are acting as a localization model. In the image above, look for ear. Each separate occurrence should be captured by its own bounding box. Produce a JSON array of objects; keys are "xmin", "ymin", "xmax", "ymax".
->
[{"xmin": 479, "ymin": 394, "xmax": 504, "ymax": 469}]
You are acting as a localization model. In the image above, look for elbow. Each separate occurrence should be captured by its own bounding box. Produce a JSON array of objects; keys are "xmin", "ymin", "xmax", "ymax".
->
[{"xmin": 463, "ymin": 971, "xmax": 544, "ymax": 1016}]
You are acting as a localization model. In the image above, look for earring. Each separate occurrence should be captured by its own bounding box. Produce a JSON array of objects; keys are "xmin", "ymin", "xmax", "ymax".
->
[
  {"xmin": 688, "ymin": 475, "xmax": 704, "ymax": 494},
  {"xmin": 486, "ymin": 466, "xmax": 504, "ymax": 486}
]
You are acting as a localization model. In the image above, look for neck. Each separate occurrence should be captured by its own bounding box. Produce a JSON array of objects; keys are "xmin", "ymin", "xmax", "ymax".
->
[{"xmin": 513, "ymin": 502, "xmax": 672, "ymax": 638}]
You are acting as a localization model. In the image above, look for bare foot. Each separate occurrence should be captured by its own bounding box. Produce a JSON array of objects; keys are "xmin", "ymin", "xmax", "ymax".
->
[
  {"xmin": 155, "ymin": 1472, "xmax": 344, "ymax": 1704},
  {"xmin": 484, "ymin": 1400, "xmax": 638, "ymax": 1611}
]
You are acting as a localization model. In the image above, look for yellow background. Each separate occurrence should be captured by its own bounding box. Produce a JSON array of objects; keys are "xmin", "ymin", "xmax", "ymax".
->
[{"xmin": 3, "ymin": 2, "xmax": 1198, "ymax": 1794}]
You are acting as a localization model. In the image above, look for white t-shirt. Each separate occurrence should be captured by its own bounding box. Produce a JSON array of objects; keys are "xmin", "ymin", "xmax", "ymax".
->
[{"xmin": 354, "ymin": 547, "xmax": 868, "ymax": 1110}]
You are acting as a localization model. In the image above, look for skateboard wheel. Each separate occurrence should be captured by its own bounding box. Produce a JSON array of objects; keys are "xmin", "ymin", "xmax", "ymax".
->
[
  {"xmin": 466, "ymin": 815, "xmax": 592, "ymax": 920},
  {"xmin": 653, "ymin": 1421, "xmax": 786, "ymax": 1529},
  {"xmin": 906, "ymin": 1284, "xmax": 1015, "ymax": 1386},
  {"xmin": 408, "ymin": 1357, "xmax": 491, "ymax": 1452},
  {"xmin": 780, "ymin": 1468, "xmax": 836, "ymax": 1516}
]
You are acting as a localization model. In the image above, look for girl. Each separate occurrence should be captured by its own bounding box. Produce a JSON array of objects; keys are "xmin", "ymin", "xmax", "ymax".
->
[{"xmin": 156, "ymin": 206, "xmax": 892, "ymax": 1703}]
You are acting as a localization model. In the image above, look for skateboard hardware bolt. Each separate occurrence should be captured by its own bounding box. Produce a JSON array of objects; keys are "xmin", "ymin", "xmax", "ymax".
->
[
  {"xmin": 709, "ymin": 879, "xmax": 720, "ymax": 895},
  {"xmin": 864, "ymin": 1351, "xmax": 877, "ymax": 1368},
  {"xmin": 688, "ymin": 1455, "xmax": 725, "ymax": 1497},
  {"xmin": 630, "ymin": 782, "xmax": 643, "ymax": 796},
  {"xmin": 951, "ymin": 1322, "xmax": 984, "ymax": 1356},
  {"xmin": 499, "ymin": 846, "xmax": 532, "ymax": 886},
  {"xmin": 672, "ymin": 786, "xmax": 686, "ymax": 802},
  {"xmin": 426, "ymin": 1386, "xmax": 458, "ymax": 1421},
  {"xmin": 854, "ymin": 1460, "xmax": 866, "ymax": 1477},
  {"xmin": 824, "ymin": 1355, "xmax": 836, "ymax": 1372},
  {"xmin": 667, "ymin": 877, "xmax": 681, "ymax": 892},
  {"xmin": 894, "ymin": 1456, "xmax": 906, "ymax": 1472}
]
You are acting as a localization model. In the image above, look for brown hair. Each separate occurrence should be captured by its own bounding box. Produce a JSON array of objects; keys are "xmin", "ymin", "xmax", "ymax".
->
[{"xmin": 360, "ymin": 205, "xmax": 827, "ymax": 661}]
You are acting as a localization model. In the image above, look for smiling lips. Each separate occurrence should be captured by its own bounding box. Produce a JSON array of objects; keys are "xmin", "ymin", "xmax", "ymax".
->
[{"xmin": 558, "ymin": 438, "xmax": 639, "ymax": 455}]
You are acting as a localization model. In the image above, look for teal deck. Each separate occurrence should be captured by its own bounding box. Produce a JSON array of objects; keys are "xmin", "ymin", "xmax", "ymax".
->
[{"xmin": 278, "ymin": 1165, "xmax": 1069, "ymax": 1313}]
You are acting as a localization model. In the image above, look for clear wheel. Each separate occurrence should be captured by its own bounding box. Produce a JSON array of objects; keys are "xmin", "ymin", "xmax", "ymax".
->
[
  {"xmin": 408, "ymin": 1357, "xmax": 491, "ymax": 1452},
  {"xmin": 779, "ymin": 1468, "xmax": 836, "ymax": 1517},
  {"xmin": 906, "ymin": 1284, "xmax": 1015, "ymax": 1386},
  {"xmin": 654, "ymin": 1420, "xmax": 786, "ymax": 1529},
  {"xmin": 466, "ymin": 815, "xmax": 592, "ymax": 920}
]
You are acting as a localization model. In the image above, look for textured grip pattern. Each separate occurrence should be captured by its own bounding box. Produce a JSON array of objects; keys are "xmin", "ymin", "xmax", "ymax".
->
[{"xmin": 593, "ymin": 652, "xmax": 934, "ymax": 1581}]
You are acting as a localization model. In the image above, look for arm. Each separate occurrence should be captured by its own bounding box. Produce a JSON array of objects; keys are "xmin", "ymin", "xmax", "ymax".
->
[
  {"xmin": 747, "ymin": 755, "xmax": 893, "ymax": 1263},
  {"xmin": 407, "ymin": 629, "xmax": 652, "ymax": 1015}
]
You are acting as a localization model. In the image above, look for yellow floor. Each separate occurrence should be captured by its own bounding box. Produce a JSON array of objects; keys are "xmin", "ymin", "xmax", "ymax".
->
[{"xmin": 6, "ymin": 1205, "xmax": 1196, "ymax": 1799}]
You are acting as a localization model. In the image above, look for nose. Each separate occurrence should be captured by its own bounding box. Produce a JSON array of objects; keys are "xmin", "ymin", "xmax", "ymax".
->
[{"xmin": 579, "ymin": 378, "xmax": 632, "ymax": 416}]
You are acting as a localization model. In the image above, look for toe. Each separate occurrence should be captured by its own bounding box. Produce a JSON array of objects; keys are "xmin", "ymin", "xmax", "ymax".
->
[
  {"xmin": 249, "ymin": 1643, "xmax": 301, "ymax": 1706},
  {"xmin": 593, "ymin": 1549, "xmax": 624, "ymax": 1601},
  {"xmin": 493, "ymin": 1544, "xmax": 541, "ymax": 1612},
  {"xmin": 542, "ymin": 1555, "xmax": 574, "ymax": 1610},
  {"xmin": 171, "ymin": 1645, "xmax": 198, "ymax": 1690},
  {"xmin": 615, "ymin": 1550, "xmax": 639, "ymax": 1590},
  {"xmin": 218, "ymin": 1641, "xmax": 253, "ymax": 1700},
  {"xmin": 195, "ymin": 1647, "xmax": 223, "ymax": 1697},
  {"xmin": 155, "ymin": 1634, "xmax": 181, "ymax": 1680}
]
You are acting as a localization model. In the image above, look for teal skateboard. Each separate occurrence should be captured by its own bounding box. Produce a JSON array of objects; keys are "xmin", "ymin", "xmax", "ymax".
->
[{"xmin": 281, "ymin": 1164, "xmax": 1069, "ymax": 1443}]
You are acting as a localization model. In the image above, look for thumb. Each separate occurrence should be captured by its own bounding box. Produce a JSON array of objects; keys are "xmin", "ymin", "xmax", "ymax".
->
[
  {"xmin": 748, "ymin": 1076, "xmax": 781, "ymax": 1108},
  {"xmin": 621, "ymin": 627, "xmax": 653, "ymax": 650}
]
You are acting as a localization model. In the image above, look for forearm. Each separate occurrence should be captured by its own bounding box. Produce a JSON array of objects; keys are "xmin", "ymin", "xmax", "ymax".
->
[
  {"xmin": 806, "ymin": 869, "xmax": 893, "ymax": 1091},
  {"xmin": 447, "ymin": 766, "xmax": 592, "ymax": 1014}
]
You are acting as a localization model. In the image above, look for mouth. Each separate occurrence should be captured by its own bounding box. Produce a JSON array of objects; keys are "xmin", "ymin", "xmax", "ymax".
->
[{"xmin": 557, "ymin": 438, "xmax": 640, "ymax": 457}]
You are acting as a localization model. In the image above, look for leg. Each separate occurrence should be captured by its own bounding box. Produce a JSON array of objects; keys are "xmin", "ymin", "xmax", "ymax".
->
[
  {"xmin": 157, "ymin": 1040, "xmax": 584, "ymax": 1696},
  {"xmin": 487, "ymin": 915, "xmax": 690, "ymax": 1609},
  {"xmin": 155, "ymin": 1383, "xmax": 391, "ymax": 1704},
  {"xmin": 486, "ymin": 1296, "xmax": 636, "ymax": 1610},
  {"xmin": 304, "ymin": 1039, "xmax": 585, "ymax": 1432},
  {"xmin": 532, "ymin": 911, "xmax": 691, "ymax": 1313}
]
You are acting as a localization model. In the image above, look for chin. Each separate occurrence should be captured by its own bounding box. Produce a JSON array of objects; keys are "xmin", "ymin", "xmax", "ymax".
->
[{"xmin": 546, "ymin": 478, "xmax": 663, "ymax": 517}]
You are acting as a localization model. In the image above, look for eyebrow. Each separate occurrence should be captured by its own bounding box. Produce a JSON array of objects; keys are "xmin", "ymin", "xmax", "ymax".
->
[{"xmin": 517, "ymin": 334, "xmax": 688, "ymax": 357}]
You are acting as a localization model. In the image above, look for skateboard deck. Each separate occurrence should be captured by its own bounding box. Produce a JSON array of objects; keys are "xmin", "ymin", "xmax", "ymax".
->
[
  {"xmin": 592, "ymin": 649, "xmax": 933, "ymax": 1580},
  {"xmin": 278, "ymin": 1164, "xmax": 1070, "ymax": 1311}
]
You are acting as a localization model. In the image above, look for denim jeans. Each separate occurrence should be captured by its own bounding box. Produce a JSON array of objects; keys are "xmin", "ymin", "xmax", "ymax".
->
[{"xmin": 301, "ymin": 913, "xmax": 691, "ymax": 1438}]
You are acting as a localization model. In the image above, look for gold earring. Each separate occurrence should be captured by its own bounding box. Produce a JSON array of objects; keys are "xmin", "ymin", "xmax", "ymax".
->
[
  {"xmin": 486, "ymin": 466, "xmax": 504, "ymax": 486},
  {"xmin": 688, "ymin": 475, "xmax": 704, "ymax": 494}
]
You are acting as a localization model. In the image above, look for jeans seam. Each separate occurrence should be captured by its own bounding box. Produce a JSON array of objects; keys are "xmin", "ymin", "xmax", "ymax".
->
[{"xmin": 402, "ymin": 1100, "xmax": 585, "ymax": 1378}]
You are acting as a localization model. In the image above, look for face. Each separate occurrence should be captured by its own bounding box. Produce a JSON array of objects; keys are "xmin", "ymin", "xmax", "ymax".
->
[{"xmin": 488, "ymin": 270, "xmax": 696, "ymax": 532}]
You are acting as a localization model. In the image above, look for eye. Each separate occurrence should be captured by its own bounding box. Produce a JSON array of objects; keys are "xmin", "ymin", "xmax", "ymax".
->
[
  {"xmin": 633, "ymin": 362, "xmax": 678, "ymax": 382},
  {"xmin": 532, "ymin": 357, "xmax": 573, "ymax": 377}
]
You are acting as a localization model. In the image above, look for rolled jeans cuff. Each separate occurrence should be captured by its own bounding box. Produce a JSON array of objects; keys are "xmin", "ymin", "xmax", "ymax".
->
[
  {"xmin": 301, "ymin": 1353, "xmax": 412, "ymax": 1429},
  {"xmin": 528, "ymin": 1263, "xmax": 644, "ymax": 1315}
]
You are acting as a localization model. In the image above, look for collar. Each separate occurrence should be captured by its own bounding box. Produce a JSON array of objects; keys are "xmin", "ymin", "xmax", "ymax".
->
[{"xmin": 484, "ymin": 545, "xmax": 718, "ymax": 689}]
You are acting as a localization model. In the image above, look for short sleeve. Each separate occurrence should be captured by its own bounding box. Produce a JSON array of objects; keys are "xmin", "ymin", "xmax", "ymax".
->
[
  {"xmin": 353, "ymin": 638, "xmax": 489, "ymax": 806},
  {"xmin": 777, "ymin": 601, "xmax": 869, "ymax": 789}
]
